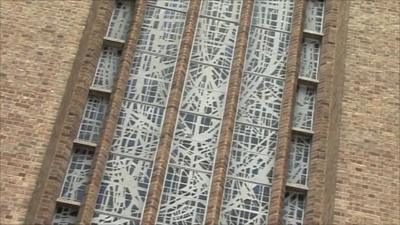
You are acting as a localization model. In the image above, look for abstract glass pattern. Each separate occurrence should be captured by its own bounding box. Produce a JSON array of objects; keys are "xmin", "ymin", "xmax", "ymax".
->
[
  {"xmin": 107, "ymin": 0, "xmax": 133, "ymax": 40},
  {"xmin": 304, "ymin": 0, "xmax": 325, "ymax": 34},
  {"xmin": 236, "ymin": 74, "xmax": 284, "ymax": 129},
  {"xmin": 220, "ymin": 179, "xmax": 270, "ymax": 225},
  {"xmin": 60, "ymin": 147, "xmax": 94, "ymax": 202},
  {"xmin": 299, "ymin": 38, "xmax": 320, "ymax": 81},
  {"xmin": 92, "ymin": 212, "xmax": 139, "ymax": 225},
  {"xmin": 147, "ymin": 0, "xmax": 189, "ymax": 12},
  {"xmin": 137, "ymin": 6, "xmax": 186, "ymax": 56},
  {"xmin": 252, "ymin": 0, "xmax": 294, "ymax": 32},
  {"xmin": 293, "ymin": 85, "xmax": 316, "ymax": 131},
  {"xmin": 283, "ymin": 192, "xmax": 306, "ymax": 225},
  {"xmin": 125, "ymin": 52, "xmax": 175, "ymax": 107},
  {"xmin": 52, "ymin": 206, "xmax": 78, "ymax": 225},
  {"xmin": 287, "ymin": 135, "xmax": 311, "ymax": 186},
  {"xmin": 92, "ymin": 46, "xmax": 122, "ymax": 91},
  {"xmin": 191, "ymin": 17, "xmax": 238, "ymax": 68},
  {"xmin": 157, "ymin": 167, "xmax": 210, "ymax": 225},
  {"xmin": 111, "ymin": 101, "xmax": 164, "ymax": 160},
  {"xmin": 245, "ymin": 27, "xmax": 291, "ymax": 78},
  {"xmin": 201, "ymin": 0, "xmax": 243, "ymax": 22},
  {"xmin": 96, "ymin": 155, "xmax": 153, "ymax": 221},
  {"xmin": 77, "ymin": 95, "xmax": 108, "ymax": 143}
]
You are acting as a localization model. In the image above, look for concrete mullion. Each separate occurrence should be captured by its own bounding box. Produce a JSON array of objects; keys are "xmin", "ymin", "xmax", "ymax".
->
[
  {"xmin": 267, "ymin": 0, "xmax": 307, "ymax": 224},
  {"xmin": 77, "ymin": 0, "xmax": 150, "ymax": 224},
  {"xmin": 203, "ymin": 1, "xmax": 254, "ymax": 225},
  {"xmin": 140, "ymin": 1, "xmax": 202, "ymax": 224}
]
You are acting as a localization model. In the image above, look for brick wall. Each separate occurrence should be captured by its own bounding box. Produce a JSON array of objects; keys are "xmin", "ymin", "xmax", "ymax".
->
[
  {"xmin": 0, "ymin": 1, "xmax": 91, "ymax": 224},
  {"xmin": 333, "ymin": 1, "xmax": 400, "ymax": 224}
]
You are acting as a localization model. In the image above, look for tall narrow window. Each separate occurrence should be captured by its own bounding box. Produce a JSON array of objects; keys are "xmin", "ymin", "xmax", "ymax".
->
[
  {"xmin": 292, "ymin": 85, "xmax": 316, "ymax": 131},
  {"xmin": 304, "ymin": 0, "xmax": 325, "ymax": 34},
  {"xmin": 287, "ymin": 135, "xmax": 311, "ymax": 186},
  {"xmin": 106, "ymin": 0, "xmax": 134, "ymax": 40},
  {"xmin": 52, "ymin": 206, "xmax": 79, "ymax": 225},
  {"xmin": 299, "ymin": 38, "xmax": 321, "ymax": 81},
  {"xmin": 91, "ymin": 46, "xmax": 122, "ymax": 91},
  {"xmin": 283, "ymin": 192, "xmax": 306, "ymax": 225}
]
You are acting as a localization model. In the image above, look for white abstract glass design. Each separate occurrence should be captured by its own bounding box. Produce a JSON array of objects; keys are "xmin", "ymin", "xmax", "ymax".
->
[
  {"xmin": 147, "ymin": 0, "xmax": 189, "ymax": 12},
  {"xmin": 201, "ymin": 0, "xmax": 243, "ymax": 22},
  {"xmin": 95, "ymin": 155, "xmax": 152, "ymax": 221},
  {"xmin": 60, "ymin": 147, "xmax": 94, "ymax": 202},
  {"xmin": 169, "ymin": 112, "xmax": 221, "ymax": 171},
  {"xmin": 283, "ymin": 192, "xmax": 305, "ymax": 225},
  {"xmin": 236, "ymin": 74, "xmax": 284, "ymax": 129},
  {"xmin": 92, "ymin": 46, "xmax": 122, "ymax": 91},
  {"xmin": 220, "ymin": 179, "xmax": 270, "ymax": 225},
  {"xmin": 137, "ymin": 6, "xmax": 186, "ymax": 56},
  {"xmin": 157, "ymin": 167, "xmax": 210, "ymax": 225},
  {"xmin": 299, "ymin": 38, "xmax": 320, "ymax": 81},
  {"xmin": 228, "ymin": 124, "xmax": 278, "ymax": 184},
  {"xmin": 92, "ymin": 212, "xmax": 139, "ymax": 225},
  {"xmin": 252, "ymin": 0, "xmax": 294, "ymax": 32},
  {"xmin": 52, "ymin": 206, "xmax": 78, "ymax": 225},
  {"xmin": 111, "ymin": 101, "xmax": 164, "ymax": 160},
  {"xmin": 304, "ymin": 0, "xmax": 325, "ymax": 34},
  {"xmin": 107, "ymin": 0, "xmax": 133, "ymax": 40},
  {"xmin": 77, "ymin": 95, "xmax": 108, "ymax": 143},
  {"xmin": 191, "ymin": 17, "xmax": 238, "ymax": 68},
  {"xmin": 181, "ymin": 63, "xmax": 230, "ymax": 117},
  {"xmin": 125, "ymin": 52, "xmax": 175, "ymax": 107},
  {"xmin": 293, "ymin": 85, "xmax": 316, "ymax": 131},
  {"xmin": 287, "ymin": 135, "xmax": 311, "ymax": 186},
  {"xmin": 245, "ymin": 27, "xmax": 291, "ymax": 78}
]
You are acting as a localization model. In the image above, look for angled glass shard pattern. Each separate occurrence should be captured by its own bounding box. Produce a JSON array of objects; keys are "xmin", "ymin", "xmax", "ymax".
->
[
  {"xmin": 304, "ymin": 0, "xmax": 325, "ymax": 34},
  {"xmin": 96, "ymin": 155, "xmax": 152, "ymax": 221},
  {"xmin": 157, "ymin": 167, "xmax": 210, "ymax": 225},
  {"xmin": 236, "ymin": 74, "xmax": 284, "ymax": 129},
  {"xmin": 191, "ymin": 17, "xmax": 238, "ymax": 68},
  {"xmin": 92, "ymin": 46, "xmax": 122, "ymax": 91},
  {"xmin": 220, "ymin": 179, "xmax": 270, "ymax": 225},
  {"xmin": 137, "ymin": 7, "xmax": 186, "ymax": 56},
  {"xmin": 147, "ymin": 0, "xmax": 189, "ymax": 12},
  {"xmin": 77, "ymin": 95, "xmax": 108, "ymax": 143},
  {"xmin": 245, "ymin": 27, "xmax": 291, "ymax": 78},
  {"xmin": 283, "ymin": 192, "xmax": 306, "ymax": 225},
  {"xmin": 287, "ymin": 135, "xmax": 312, "ymax": 186},
  {"xmin": 293, "ymin": 85, "xmax": 316, "ymax": 131},
  {"xmin": 60, "ymin": 147, "xmax": 94, "ymax": 202},
  {"xmin": 111, "ymin": 101, "xmax": 164, "ymax": 160},
  {"xmin": 299, "ymin": 38, "xmax": 320, "ymax": 81},
  {"xmin": 107, "ymin": 0, "xmax": 133, "ymax": 40},
  {"xmin": 201, "ymin": 0, "xmax": 243, "ymax": 22},
  {"xmin": 92, "ymin": 212, "xmax": 139, "ymax": 225},
  {"xmin": 252, "ymin": 0, "xmax": 294, "ymax": 32},
  {"xmin": 52, "ymin": 206, "xmax": 78, "ymax": 225}
]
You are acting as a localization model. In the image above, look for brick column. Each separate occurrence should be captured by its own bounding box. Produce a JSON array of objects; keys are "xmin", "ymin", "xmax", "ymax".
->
[
  {"xmin": 25, "ymin": 1, "xmax": 115, "ymax": 224},
  {"xmin": 203, "ymin": 1, "xmax": 254, "ymax": 224},
  {"xmin": 267, "ymin": 0, "xmax": 306, "ymax": 224},
  {"xmin": 140, "ymin": 1, "xmax": 202, "ymax": 224},
  {"xmin": 77, "ymin": 1, "xmax": 149, "ymax": 224},
  {"xmin": 304, "ymin": 0, "xmax": 349, "ymax": 224}
]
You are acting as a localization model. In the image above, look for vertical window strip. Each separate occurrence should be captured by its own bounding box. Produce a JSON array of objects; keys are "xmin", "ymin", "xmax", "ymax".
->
[
  {"xmin": 287, "ymin": 134, "xmax": 312, "ymax": 186},
  {"xmin": 220, "ymin": 0, "xmax": 295, "ymax": 224},
  {"xmin": 91, "ymin": 46, "xmax": 122, "ymax": 91},
  {"xmin": 60, "ymin": 147, "xmax": 94, "ymax": 202},
  {"xmin": 92, "ymin": 2, "xmax": 189, "ymax": 223},
  {"xmin": 304, "ymin": 0, "xmax": 325, "ymax": 34},
  {"xmin": 299, "ymin": 38, "xmax": 321, "ymax": 81},
  {"xmin": 292, "ymin": 85, "xmax": 316, "ymax": 131},
  {"xmin": 156, "ymin": 1, "xmax": 243, "ymax": 224},
  {"xmin": 106, "ymin": 0, "xmax": 134, "ymax": 41},
  {"xmin": 282, "ymin": 192, "xmax": 306, "ymax": 225}
]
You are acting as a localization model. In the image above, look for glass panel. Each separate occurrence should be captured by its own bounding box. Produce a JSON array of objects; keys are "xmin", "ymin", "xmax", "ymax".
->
[
  {"xmin": 304, "ymin": 0, "xmax": 325, "ymax": 33},
  {"xmin": 220, "ymin": 179, "xmax": 270, "ymax": 225},
  {"xmin": 60, "ymin": 147, "xmax": 94, "ymax": 202},
  {"xmin": 92, "ymin": 212, "xmax": 139, "ymax": 225},
  {"xmin": 252, "ymin": 0, "xmax": 294, "ymax": 32},
  {"xmin": 91, "ymin": 46, "xmax": 122, "ymax": 91},
  {"xmin": 52, "ymin": 206, "xmax": 78, "ymax": 225},
  {"xmin": 147, "ymin": 0, "xmax": 189, "ymax": 12},
  {"xmin": 106, "ymin": 0, "xmax": 134, "ymax": 40},
  {"xmin": 77, "ymin": 95, "xmax": 108, "ymax": 143},
  {"xmin": 283, "ymin": 192, "xmax": 306, "ymax": 225},
  {"xmin": 299, "ymin": 38, "xmax": 321, "ymax": 81},
  {"xmin": 201, "ymin": 0, "xmax": 243, "ymax": 22},
  {"xmin": 287, "ymin": 135, "xmax": 312, "ymax": 186},
  {"xmin": 293, "ymin": 85, "xmax": 316, "ymax": 131}
]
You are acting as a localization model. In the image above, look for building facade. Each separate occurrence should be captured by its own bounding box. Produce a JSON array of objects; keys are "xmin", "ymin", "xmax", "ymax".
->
[{"xmin": 0, "ymin": 0, "xmax": 399, "ymax": 225}]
